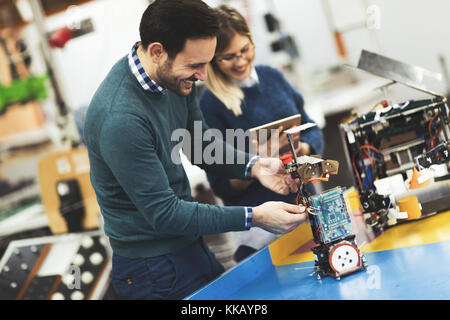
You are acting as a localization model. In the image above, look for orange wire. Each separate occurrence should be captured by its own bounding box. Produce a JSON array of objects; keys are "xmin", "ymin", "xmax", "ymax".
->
[
  {"xmin": 360, "ymin": 144, "xmax": 382, "ymax": 177},
  {"xmin": 428, "ymin": 114, "xmax": 438, "ymax": 135},
  {"xmin": 363, "ymin": 149, "xmax": 374, "ymax": 166},
  {"xmin": 302, "ymin": 171, "xmax": 329, "ymax": 185},
  {"xmin": 428, "ymin": 113, "xmax": 442, "ymax": 148},
  {"xmin": 360, "ymin": 144, "xmax": 381, "ymax": 154},
  {"xmin": 429, "ymin": 115, "xmax": 437, "ymax": 147}
]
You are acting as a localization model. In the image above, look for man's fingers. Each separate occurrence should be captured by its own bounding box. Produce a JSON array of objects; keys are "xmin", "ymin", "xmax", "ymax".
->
[
  {"xmin": 277, "ymin": 184, "xmax": 289, "ymax": 195},
  {"xmin": 289, "ymin": 180, "xmax": 299, "ymax": 193},
  {"xmin": 283, "ymin": 175, "xmax": 299, "ymax": 193},
  {"xmin": 282, "ymin": 203, "xmax": 305, "ymax": 214}
]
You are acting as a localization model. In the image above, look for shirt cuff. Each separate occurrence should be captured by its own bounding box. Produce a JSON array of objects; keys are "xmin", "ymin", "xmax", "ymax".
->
[
  {"xmin": 244, "ymin": 207, "xmax": 252, "ymax": 230},
  {"xmin": 245, "ymin": 155, "xmax": 260, "ymax": 179}
]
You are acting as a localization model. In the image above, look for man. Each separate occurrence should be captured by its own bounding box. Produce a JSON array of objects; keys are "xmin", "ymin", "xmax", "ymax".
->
[{"xmin": 84, "ymin": 0, "xmax": 306, "ymax": 300}]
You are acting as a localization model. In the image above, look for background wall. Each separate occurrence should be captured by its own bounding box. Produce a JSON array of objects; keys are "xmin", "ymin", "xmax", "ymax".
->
[
  {"xmin": 24, "ymin": 0, "xmax": 149, "ymax": 112},
  {"xmin": 262, "ymin": 0, "xmax": 450, "ymax": 100},
  {"xmin": 23, "ymin": 0, "xmax": 450, "ymax": 112}
]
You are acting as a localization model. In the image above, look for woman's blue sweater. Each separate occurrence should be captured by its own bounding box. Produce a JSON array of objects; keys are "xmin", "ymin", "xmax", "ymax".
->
[{"xmin": 199, "ymin": 65, "xmax": 324, "ymax": 206}]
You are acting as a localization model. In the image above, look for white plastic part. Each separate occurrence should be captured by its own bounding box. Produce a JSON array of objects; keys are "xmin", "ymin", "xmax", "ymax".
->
[{"xmin": 329, "ymin": 243, "xmax": 360, "ymax": 274}]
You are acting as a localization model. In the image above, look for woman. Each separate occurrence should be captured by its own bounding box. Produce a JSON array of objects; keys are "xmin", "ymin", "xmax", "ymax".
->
[{"xmin": 199, "ymin": 5, "xmax": 323, "ymax": 260}]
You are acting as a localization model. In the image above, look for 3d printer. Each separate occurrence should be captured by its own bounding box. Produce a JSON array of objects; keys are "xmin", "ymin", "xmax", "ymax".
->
[{"xmin": 340, "ymin": 51, "xmax": 450, "ymax": 231}]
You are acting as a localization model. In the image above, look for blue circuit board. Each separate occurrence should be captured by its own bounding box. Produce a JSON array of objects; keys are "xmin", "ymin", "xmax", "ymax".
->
[{"xmin": 308, "ymin": 187, "xmax": 354, "ymax": 244}]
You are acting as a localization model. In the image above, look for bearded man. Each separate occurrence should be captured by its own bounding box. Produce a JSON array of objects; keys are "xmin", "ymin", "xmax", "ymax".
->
[{"xmin": 84, "ymin": 0, "xmax": 305, "ymax": 300}]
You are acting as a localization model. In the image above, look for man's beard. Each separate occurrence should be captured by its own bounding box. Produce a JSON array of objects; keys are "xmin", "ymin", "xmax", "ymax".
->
[{"xmin": 156, "ymin": 60, "xmax": 196, "ymax": 97}]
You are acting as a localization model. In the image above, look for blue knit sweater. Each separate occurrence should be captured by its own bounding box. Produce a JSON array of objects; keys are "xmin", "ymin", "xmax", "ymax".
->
[{"xmin": 199, "ymin": 65, "xmax": 324, "ymax": 206}]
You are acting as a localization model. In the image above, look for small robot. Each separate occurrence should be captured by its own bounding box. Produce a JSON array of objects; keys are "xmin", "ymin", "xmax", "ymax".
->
[{"xmin": 281, "ymin": 125, "xmax": 368, "ymax": 280}]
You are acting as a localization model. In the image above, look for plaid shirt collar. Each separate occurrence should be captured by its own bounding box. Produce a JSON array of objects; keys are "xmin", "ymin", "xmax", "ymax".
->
[{"xmin": 128, "ymin": 42, "xmax": 167, "ymax": 94}]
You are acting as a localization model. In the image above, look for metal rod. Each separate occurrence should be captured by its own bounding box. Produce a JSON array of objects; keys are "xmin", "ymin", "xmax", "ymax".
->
[
  {"xmin": 27, "ymin": 0, "xmax": 68, "ymax": 116},
  {"xmin": 287, "ymin": 133, "xmax": 298, "ymax": 164}
]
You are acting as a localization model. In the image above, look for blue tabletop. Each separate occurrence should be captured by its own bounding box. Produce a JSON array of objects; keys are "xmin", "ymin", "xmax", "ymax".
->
[{"xmin": 188, "ymin": 240, "xmax": 450, "ymax": 300}]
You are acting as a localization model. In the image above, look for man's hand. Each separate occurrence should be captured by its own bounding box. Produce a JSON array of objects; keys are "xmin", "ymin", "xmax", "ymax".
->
[
  {"xmin": 251, "ymin": 157, "xmax": 299, "ymax": 195},
  {"xmin": 252, "ymin": 201, "xmax": 307, "ymax": 234}
]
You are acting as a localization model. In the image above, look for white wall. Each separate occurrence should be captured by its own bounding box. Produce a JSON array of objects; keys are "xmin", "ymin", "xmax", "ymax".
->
[
  {"xmin": 27, "ymin": 0, "xmax": 450, "ymax": 110},
  {"xmin": 263, "ymin": 0, "xmax": 338, "ymax": 74},
  {"xmin": 368, "ymin": 0, "xmax": 450, "ymax": 98},
  {"xmin": 269, "ymin": 0, "xmax": 450, "ymax": 100},
  {"xmin": 26, "ymin": 0, "xmax": 150, "ymax": 111}
]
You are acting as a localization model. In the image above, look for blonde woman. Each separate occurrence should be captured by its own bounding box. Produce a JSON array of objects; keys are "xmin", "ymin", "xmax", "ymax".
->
[{"xmin": 199, "ymin": 5, "xmax": 323, "ymax": 261}]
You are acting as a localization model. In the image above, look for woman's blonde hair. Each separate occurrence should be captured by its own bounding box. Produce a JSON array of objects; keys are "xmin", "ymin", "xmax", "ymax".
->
[{"xmin": 205, "ymin": 5, "xmax": 254, "ymax": 117}]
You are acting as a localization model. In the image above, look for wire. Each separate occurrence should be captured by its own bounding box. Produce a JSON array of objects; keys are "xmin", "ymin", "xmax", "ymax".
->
[
  {"xmin": 295, "ymin": 188, "xmax": 302, "ymax": 206},
  {"xmin": 352, "ymin": 153, "xmax": 363, "ymax": 191},
  {"xmin": 429, "ymin": 115, "xmax": 437, "ymax": 147},
  {"xmin": 428, "ymin": 113, "xmax": 443, "ymax": 148},
  {"xmin": 301, "ymin": 170, "xmax": 329, "ymax": 186},
  {"xmin": 360, "ymin": 145, "xmax": 383, "ymax": 167},
  {"xmin": 306, "ymin": 207, "xmax": 321, "ymax": 215},
  {"xmin": 351, "ymin": 144, "xmax": 384, "ymax": 192},
  {"xmin": 360, "ymin": 144, "xmax": 381, "ymax": 154},
  {"xmin": 295, "ymin": 183, "xmax": 307, "ymax": 206}
]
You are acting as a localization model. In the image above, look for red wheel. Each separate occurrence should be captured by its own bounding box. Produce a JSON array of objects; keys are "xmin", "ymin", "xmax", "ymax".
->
[{"xmin": 329, "ymin": 242, "xmax": 361, "ymax": 274}]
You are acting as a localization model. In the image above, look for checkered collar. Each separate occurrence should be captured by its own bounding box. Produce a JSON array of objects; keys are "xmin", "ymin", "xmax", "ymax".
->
[{"xmin": 128, "ymin": 42, "xmax": 167, "ymax": 94}]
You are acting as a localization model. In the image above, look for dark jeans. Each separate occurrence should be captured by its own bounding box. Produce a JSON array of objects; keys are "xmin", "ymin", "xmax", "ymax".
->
[{"xmin": 111, "ymin": 237, "xmax": 224, "ymax": 300}]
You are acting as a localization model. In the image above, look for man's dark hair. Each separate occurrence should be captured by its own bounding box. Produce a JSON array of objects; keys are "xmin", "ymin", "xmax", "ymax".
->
[{"xmin": 139, "ymin": 0, "xmax": 219, "ymax": 59}]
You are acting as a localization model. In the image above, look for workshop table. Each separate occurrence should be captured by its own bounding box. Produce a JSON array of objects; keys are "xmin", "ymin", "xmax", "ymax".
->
[{"xmin": 187, "ymin": 210, "xmax": 450, "ymax": 300}]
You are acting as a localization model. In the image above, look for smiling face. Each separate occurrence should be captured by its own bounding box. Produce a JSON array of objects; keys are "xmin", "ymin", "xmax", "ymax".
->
[
  {"xmin": 214, "ymin": 33, "xmax": 255, "ymax": 82},
  {"xmin": 156, "ymin": 37, "xmax": 217, "ymax": 96}
]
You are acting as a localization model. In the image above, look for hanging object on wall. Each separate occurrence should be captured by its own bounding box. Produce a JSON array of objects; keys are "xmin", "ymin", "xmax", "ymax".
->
[
  {"xmin": 48, "ymin": 17, "xmax": 94, "ymax": 49},
  {"xmin": 38, "ymin": 147, "xmax": 100, "ymax": 235},
  {"xmin": 322, "ymin": 0, "xmax": 381, "ymax": 60},
  {"xmin": 264, "ymin": 13, "xmax": 299, "ymax": 60},
  {"xmin": 0, "ymin": 27, "xmax": 48, "ymax": 142},
  {"xmin": 0, "ymin": 75, "xmax": 48, "ymax": 114},
  {"xmin": 0, "ymin": 32, "xmax": 48, "ymax": 113}
]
